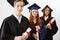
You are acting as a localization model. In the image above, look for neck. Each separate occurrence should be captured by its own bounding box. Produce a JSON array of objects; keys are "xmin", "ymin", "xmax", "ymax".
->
[
  {"xmin": 16, "ymin": 12, "xmax": 21, "ymax": 17},
  {"xmin": 34, "ymin": 17, "xmax": 36, "ymax": 19},
  {"xmin": 45, "ymin": 15, "xmax": 48, "ymax": 17}
]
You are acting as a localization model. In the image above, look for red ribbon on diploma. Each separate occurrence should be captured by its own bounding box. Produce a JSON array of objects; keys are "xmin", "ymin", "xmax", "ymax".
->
[
  {"xmin": 26, "ymin": 32, "xmax": 31, "ymax": 36},
  {"xmin": 48, "ymin": 22, "xmax": 53, "ymax": 25},
  {"xmin": 36, "ymin": 29, "xmax": 41, "ymax": 34}
]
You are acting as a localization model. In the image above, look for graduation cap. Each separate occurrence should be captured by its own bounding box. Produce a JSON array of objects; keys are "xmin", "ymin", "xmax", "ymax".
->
[
  {"xmin": 7, "ymin": 0, "xmax": 28, "ymax": 7},
  {"xmin": 28, "ymin": 3, "xmax": 41, "ymax": 10},
  {"xmin": 42, "ymin": 5, "xmax": 53, "ymax": 12}
]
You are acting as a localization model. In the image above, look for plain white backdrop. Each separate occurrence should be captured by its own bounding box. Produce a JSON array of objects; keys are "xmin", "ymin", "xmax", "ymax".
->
[{"xmin": 0, "ymin": 0, "xmax": 60, "ymax": 40}]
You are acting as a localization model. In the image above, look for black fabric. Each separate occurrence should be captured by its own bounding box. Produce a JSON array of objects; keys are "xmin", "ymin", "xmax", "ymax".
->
[
  {"xmin": 7, "ymin": 0, "xmax": 28, "ymax": 6},
  {"xmin": 1, "ymin": 15, "xmax": 31, "ymax": 40},
  {"xmin": 40, "ymin": 17, "xmax": 58, "ymax": 40},
  {"xmin": 28, "ymin": 22, "xmax": 47, "ymax": 40},
  {"xmin": 28, "ymin": 23, "xmax": 37, "ymax": 40}
]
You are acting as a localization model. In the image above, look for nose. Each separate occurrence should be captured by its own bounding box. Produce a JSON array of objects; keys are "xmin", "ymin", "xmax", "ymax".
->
[{"xmin": 19, "ymin": 6, "xmax": 22, "ymax": 10}]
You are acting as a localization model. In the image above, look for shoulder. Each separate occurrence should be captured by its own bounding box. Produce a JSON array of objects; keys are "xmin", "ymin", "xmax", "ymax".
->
[
  {"xmin": 51, "ymin": 17, "xmax": 54, "ymax": 19},
  {"xmin": 40, "ymin": 16, "xmax": 44, "ymax": 21},
  {"xmin": 51, "ymin": 17, "xmax": 57, "ymax": 23},
  {"xmin": 22, "ymin": 15, "xmax": 28, "ymax": 21},
  {"xmin": 40, "ymin": 16, "xmax": 43, "ymax": 19},
  {"xmin": 3, "ymin": 15, "xmax": 13, "ymax": 22},
  {"xmin": 51, "ymin": 17, "xmax": 55, "ymax": 21}
]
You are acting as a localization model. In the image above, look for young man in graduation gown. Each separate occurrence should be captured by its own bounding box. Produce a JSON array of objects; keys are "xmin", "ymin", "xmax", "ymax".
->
[
  {"xmin": 40, "ymin": 5, "xmax": 58, "ymax": 40},
  {"xmin": 1, "ymin": 0, "xmax": 31, "ymax": 40}
]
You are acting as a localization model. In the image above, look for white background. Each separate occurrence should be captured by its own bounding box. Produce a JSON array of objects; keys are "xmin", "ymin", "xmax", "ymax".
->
[{"xmin": 0, "ymin": 0, "xmax": 60, "ymax": 40}]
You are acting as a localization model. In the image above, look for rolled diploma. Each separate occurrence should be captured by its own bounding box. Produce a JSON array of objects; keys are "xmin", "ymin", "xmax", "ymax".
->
[
  {"xmin": 36, "ymin": 25, "xmax": 40, "ymax": 40},
  {"xmin": 47, "ymin": 18, "xmax": 55, "ymax": 26},
  {"xmin": 22, "ymin": 27, "xmax": 32, "ymax": 39}
]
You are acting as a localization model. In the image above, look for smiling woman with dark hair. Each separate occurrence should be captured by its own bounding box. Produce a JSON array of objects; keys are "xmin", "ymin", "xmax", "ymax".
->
[{"xmin": 40, "ymin": 5, "xmax": 58, "ymax": 40}]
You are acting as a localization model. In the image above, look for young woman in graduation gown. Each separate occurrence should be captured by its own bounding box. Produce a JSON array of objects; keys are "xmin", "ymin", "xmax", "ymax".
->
[
  {"xmin": 40, "ymin": 5, "xmax": 58, "ymax": 40},
  {"xmin": 28, "ymin": 3, "xmax": 47, "ymax": 40},
  {"xmin": 1, "ymin": 0, "xmax": 31, "ymax": 40}
]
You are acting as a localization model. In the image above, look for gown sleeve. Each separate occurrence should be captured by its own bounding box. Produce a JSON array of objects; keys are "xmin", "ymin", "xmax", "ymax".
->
[
  {"xmin": 51, "ymin": 20, "xmax": 58, "ymax": 36},
  {"xmin": 46, "ymin": 20, "xmax": 58, "ymax": 36},
  {"xmin": 1, "ymin": 20, "xmax": 15, "ymax": 40}
]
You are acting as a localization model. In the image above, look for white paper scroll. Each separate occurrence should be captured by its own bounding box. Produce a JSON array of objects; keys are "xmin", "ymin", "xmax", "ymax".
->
[
  {"xmin": 22, "ymin": 27, "xmax": 32, "ymax": 39},
  {"xmin": 47, "ymin": 18, "xmax": 55, "ymax": 26},
  {"xmin": 36, "ymin": 25, "xmax": 40, "ymax": 40}
]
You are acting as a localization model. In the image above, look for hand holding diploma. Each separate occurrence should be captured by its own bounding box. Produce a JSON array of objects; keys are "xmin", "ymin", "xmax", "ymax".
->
[
  {"xmin": 14, "ymin": 27, "xmax": 31, "ymax": 40},
  {"xmin": 14, "ymin": 36, "xmax": 26, "ymax": 40},
  {"xmin": 36, "ymin": 25, "xmax": 40, "ymax": 40},
  {"xmin": 46, "ymin": 18, "xmax": 55, "ymax": 29},
  {"xmin": 22, "ymin": 27, "xmax": 32, "ymax": 39}
]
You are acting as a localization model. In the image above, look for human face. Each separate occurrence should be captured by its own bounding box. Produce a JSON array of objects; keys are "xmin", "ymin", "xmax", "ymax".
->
[
  {"xmin": 14, "ymin": 1, "xmax": 24, "ymax": 15},
  {"xmin": 31, "ymin": 10, "xmax": 38, "ymax": 17},
  {"xmin": 44, "ymin": 8, "xmax": 50, "ymax": 16}
]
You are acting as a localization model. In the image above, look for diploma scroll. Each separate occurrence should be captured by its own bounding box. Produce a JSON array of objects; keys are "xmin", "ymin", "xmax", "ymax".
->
[
  {"xmin": 36, "ymin": 25, "xmax": 40, "ymax": 40},
  {"xmin": 22, "ymin": 27, "xmax": 32, "ymax": 39}
]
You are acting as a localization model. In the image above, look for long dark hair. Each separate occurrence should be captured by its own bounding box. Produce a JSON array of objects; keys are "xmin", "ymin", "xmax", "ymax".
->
[
  {"xmin": 43, "ymin": 10, "xmax": 52, "ymax": 18},
  {"xmin": 42, "ymin": 5, "xmax": 53, "ymax": 19}
]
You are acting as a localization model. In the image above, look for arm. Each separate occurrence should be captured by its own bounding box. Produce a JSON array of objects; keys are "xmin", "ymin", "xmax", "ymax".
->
[
  {"xmin": 46, "ymin": 20, "xmax": 58, "ymax": 36},
  {"xmin": 51, "ymin": 20, "xmax": 58, "ymax": 36},
  {"xmin": 1, "ymin": 20, "xmax": 15, "ymax": 40}
]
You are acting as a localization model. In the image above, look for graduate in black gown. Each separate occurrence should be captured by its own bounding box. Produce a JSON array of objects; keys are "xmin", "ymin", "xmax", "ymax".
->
[
  {"xmin": 40, "ymin": 5, "xmax": 58, "ymax": 40},
  {"xmin": 28, "ymin": 3, "xmax": 47, "ymax": 40},
  {"xmin": 1, "ymin": 0, "xmax": 31, "ymax": 40}
]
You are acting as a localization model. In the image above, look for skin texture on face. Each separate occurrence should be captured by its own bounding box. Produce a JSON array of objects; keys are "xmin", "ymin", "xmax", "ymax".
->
[
  {"xmin": 14, "ymin": 1, "xmax": 24, "ymax": 16},
  {"xmin": 31, "ymin": 10, "xmax": 38, "ymax": 18},
  {"xmin": 45, "ymin": 7, "xmax": 50, "ymax": 16}
]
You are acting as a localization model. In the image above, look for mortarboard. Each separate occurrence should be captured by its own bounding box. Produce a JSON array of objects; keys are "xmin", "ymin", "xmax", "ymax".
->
[
  {"xmin": 7, "ymin": 0, "xmax": 28, "ymax": 7},
  {"xmin": 28, "ymin": 3, "xmax": 41, "ymax": 10},
  {"xmin": 42, "ymin": 5, "xmax": 53, "ymax": 12}
]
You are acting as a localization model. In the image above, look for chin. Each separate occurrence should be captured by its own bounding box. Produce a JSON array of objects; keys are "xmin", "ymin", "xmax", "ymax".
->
[{"xmin": 18, "ymin": 11, "xmax": 21, "ymax": 13}]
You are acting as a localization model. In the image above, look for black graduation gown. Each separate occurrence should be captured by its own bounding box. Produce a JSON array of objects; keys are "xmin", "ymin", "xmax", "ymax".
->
[
  {"xmin": 40, "ymin": 17, "xmax": 58, "ymax": 40},
  {"xmin": 28, "ymin": 23, "xmax": 38, "ymax": 40},
  {"xmin": 1, "ymin": 15, "xmax": 31, "ymax": 40},
  {"xmin": 28, "ymin": 22, "xmax": 47, "ymax": 40}
]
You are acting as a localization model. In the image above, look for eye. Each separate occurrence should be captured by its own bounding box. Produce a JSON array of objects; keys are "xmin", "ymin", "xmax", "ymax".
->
[
  {"xmin": 45, "ymin": 10, "xmax": 49, "ymax": 11},
  {"xmin": 32, "ymin": 11, "xmax": 38, "ymax": 13},
  {"xmin": 21, "ymin": 5, "xmax": 23, "ymax": 7},
  {"xmin": 33, "ymin": 11, "xmax": 34, "ymax": 13},
  {"xmin": 17, "ymin": 5, "xmax": 19, "ymax": 7}
]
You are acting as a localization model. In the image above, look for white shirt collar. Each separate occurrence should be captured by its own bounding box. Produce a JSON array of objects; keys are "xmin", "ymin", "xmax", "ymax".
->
[
  {"xmin": 13, "ymin": 13, "xmax": 22, "ymax": 23},
  {"xmin": 44, "ymin": 16, "xmax": 48, "ymax": 21}
]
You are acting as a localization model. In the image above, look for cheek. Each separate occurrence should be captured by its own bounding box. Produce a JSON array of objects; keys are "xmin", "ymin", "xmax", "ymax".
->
[
  {"xmin": 21, "ymin": 7, "xmax": 23, "ymax": 10},
  {"xmin": 19, "ymin": 7, "xmax": 23, "ymax": 11},
  {"xmin": 14, "ymin": 7, "xmax": 19, "ymax": 11},
  {"xmin": 15, "ymin": 7, "xmax": 23, "ymax": 12},
  {"xmin": 45, "ymin": 12, "xmax": 49, "ymax": 15},
  {"xmin": 32, "ymin": 13, "xmax": 37, "ymax": 17},
  {"xmin": 34, "ymin": 13, "xmax": 37, "ymax": 16},
  {"xmin": 45, "ymin": 11, "xmax": 49, "ymax": 14}
]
